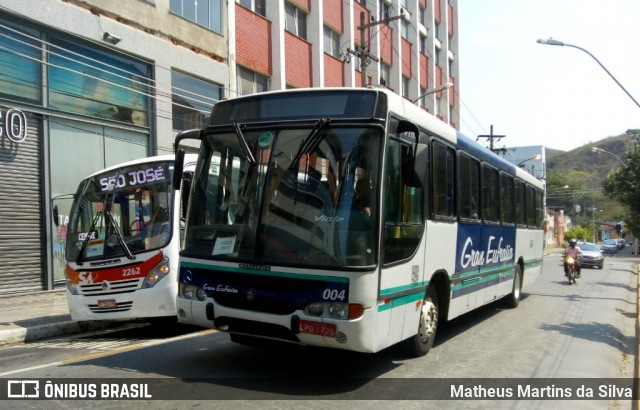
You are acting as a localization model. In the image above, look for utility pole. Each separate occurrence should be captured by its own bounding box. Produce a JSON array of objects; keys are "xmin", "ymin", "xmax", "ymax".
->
[
  {"xmin": 477, "ymin": 125, "xmax": 506, "ymax": 155},
  {"xmin": 346, "ymin": 11, "xmax": 404, "ymax": 87}
]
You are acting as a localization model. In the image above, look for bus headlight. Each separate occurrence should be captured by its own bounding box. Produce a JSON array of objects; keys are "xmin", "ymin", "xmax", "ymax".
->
[
  {"xmin": 196, "ymin": 287, "xmax": 207, "ymax": 301},
  {"xmin": 182, "ymin": 284, "xmax": 196, "ymax": 299},
  {"xmin": 66, "ymin": 278, "xmax": 78, "ymax": 295},
  {"xmin": 305, "ymin": 302, "xmax": 349, "ymax": 320},
  {"xmin": 308, "ymin": 303, "xmax": 324, "ymax": 316},
  {"xmin": 329, "ymin": 303, "xmax": 347, "ymax": 319},
  {"xmin": 142, "ymin": 256, "xmax": 170, "ymax": 288}
]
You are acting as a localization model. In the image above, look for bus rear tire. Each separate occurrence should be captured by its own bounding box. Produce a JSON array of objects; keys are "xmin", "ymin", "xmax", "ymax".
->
[
  {"xmin": 503, "ymin": 265, "xmax": 522, "ymax": 308},
  {"xmin": 402, "ymin": 288, "xmax": 438, "ymax": 357}
]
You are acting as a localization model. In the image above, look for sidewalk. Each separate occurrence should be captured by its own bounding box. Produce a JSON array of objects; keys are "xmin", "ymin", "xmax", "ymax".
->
[{"xmin": 0, "ymin": 289, "xmax": 123, "ymax": 347}]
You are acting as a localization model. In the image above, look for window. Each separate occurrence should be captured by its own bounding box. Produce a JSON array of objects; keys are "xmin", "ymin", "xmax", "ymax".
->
[
  {"xmin": 536, "ymin": 190, "xmax": 544, "ymax": 227},
  {"xmin": 419, "ymin": 33, "xmax": 427, "ymax": 54},
  {"xmin": 0, "ymin": 20, "xmax": 41, "ymax": 103},
  {"xmin": 285, "ymin": 3, "xmax": 307, "ymax": 40},
  {"xmin": 402, "ymin": 77, "xmax": 410, "ymax": 99},
  {"xmin": 237, "ymin": 66, "xmax": 269, "ymax": 96},
  {"xmin": 171, "ymin": 70, "xmax": 222, "ymax": 131},
  {"xmin": 401, "ymin": 20, "xmax": 410, "ymax": 40},
  {"xmin": 432, "ymin": 141, "xmax": 455, "ymax": 218},
  {"xmin": 323, "ymin": 26, "xmax": 341, "ymax": 58},
  {"xmin": 383, "ymin": 137, "xmax": 424, "ymax": 264},
  {"xmin": 170, "ymin": 0, "xmax": 223, "ymax": 33},
  {"xmin": 420, "ymin": 5, "xmax": 427, "ymax": 26},
  {"xmin": 380, "ymin": 63, "xmax": 391, "ymax": 86},
  {"xmin": 526, "ymin": 185, "xmax": 536, "ymax": 226},
  {"xmin": 48, "ymin": 37, "xmax": 150, "ymax": 126},
  {"xmin": 237, "ymin": 0, "xmax": 266, "ymax": 16},
  {"xmin": 515, "ymin": 180, "xmax": 525, "ymax": 225},
  {"xmin": 481, "ymin": 164, "xmax": 499, "ymax": 223},
  {"xmin": 500, "ymin": 173, "xmax": 514, "ymax": 224},
  {"xmin": 458, "ymin": 154, "xmax": 480, "ymax": 220},
  {"xmin": 379, "ymin": 1, "xmax": 390, "ymax": 20}
]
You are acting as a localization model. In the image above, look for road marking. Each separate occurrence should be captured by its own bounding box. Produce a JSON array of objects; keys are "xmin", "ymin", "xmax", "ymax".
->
[{"xmin": 0, "ymin": 329, "xmax": 216, "ymax": 377}]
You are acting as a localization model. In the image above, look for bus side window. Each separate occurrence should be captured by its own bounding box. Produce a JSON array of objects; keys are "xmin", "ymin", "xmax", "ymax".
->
[
  {"xmin": 383, "ymin": 139, "xmax": 425, "ymax": 265},
  {"xmin": 431, "ymin": 141, "xmax": 456, "ymax": 219}
]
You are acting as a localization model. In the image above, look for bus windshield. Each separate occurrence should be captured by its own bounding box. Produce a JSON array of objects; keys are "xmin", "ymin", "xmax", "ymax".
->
[
  {"xmin": 66, "ymin": 160, "xmax": 174, "ymax": 262},
  {"xmin": 184, "ymin": 124, "xmax": 382, "ymax": 267}
]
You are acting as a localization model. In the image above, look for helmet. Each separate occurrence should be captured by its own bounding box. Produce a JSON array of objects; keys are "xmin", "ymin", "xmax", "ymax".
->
[{"xmin": 569, "ymin": 238, "xmax": 577, "ymax": 245}]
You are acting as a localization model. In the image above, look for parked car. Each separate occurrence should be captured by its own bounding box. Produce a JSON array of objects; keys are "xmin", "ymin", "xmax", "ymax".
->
[
  {"xmin": 600, "ymin": 239, "xmax": 618, "ymax": 255},
  {"xmin": 577, "ymin": 242, "xmax": 604, "ymax": 269},
  {"xmin": 617, "ymin": 238, "xmax": 626, "ymax": 249}
]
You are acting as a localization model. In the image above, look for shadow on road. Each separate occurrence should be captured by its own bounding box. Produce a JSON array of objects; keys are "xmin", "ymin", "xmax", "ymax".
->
[{"xmin": 538, "ymin": 321, "xmax": 635, "ymax": 355}]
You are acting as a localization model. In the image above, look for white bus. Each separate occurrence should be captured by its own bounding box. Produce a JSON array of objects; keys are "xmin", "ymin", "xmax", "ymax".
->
[
  {"xmin": 173, "ymin": 88, "xmax": 544, "ymax": 356},
  {"xmin": 62, "ymin": 154, "xmax": 197, "ymax": 321}
]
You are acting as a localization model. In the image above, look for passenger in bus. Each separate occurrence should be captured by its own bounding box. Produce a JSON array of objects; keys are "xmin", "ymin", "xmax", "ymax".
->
[
  {"xmin": 348, "ymin": 133, "xmax": 372, "ymax": 184},
  {"xmin": 354, "ymin": 178, "xmax": 372, "ymax": 217},
  {"xmin": 347, "ymin": 178, "xmax": 373, "ymax": 265}
]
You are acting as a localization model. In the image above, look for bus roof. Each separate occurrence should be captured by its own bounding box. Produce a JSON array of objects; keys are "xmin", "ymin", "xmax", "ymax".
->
[{"xmin": 210, "ymin": 87, "xmax": 543, "ymax": 190}]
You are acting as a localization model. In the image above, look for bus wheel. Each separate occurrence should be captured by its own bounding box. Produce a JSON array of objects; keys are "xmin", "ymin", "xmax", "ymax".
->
[
  {"xmin": 503, "ymin": 264, "xmax": 523, "ymax": 308},
  {"xmin": 402, "ymin": 288, "xmax": 438, "ymax": 357}
]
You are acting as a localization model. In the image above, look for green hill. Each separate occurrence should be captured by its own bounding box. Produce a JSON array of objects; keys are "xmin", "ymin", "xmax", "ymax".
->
[{"xmin": 545, "ymin": 133, "xmax": 637, "ymax": 224}]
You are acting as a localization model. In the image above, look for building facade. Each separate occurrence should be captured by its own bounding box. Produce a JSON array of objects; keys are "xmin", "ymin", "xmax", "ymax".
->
[{"xmin": 0, "ymin": 0, "xmax": 458, "ymax": 294}]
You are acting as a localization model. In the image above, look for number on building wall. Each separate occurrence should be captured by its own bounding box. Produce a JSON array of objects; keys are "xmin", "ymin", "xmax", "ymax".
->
[{"xmin": 0, "ymin": 108, "xmax": 28, "ymax": 143}]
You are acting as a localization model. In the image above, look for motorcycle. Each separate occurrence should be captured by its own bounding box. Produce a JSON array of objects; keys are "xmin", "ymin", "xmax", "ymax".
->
[{"xmin": 565, "ymin": 255, "xmax": 578, "ymax": 285}]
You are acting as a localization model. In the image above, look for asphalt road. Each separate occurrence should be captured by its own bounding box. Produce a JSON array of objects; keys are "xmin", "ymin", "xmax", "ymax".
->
[{"xmin": 0, "ymin": 250, "xmax": 637, "ymax": 409}]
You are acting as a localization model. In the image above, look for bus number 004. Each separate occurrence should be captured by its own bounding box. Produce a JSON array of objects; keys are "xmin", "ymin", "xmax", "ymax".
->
[{"xmin": 322, "ymin": 289, "xmax": 346, "ymax": 301}]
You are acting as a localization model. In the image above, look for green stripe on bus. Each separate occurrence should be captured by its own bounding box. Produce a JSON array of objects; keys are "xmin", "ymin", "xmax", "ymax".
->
[
  {"xmin": 180, "ymin": 261, "xmax": 349, "ymax": 283},
  {"xmin": 377, "ymin": 292, "xmax": 424, "ymax": 312},
  {"xmin": 379, "ymin": 281, "xmax": 429, "ymax": 296}
]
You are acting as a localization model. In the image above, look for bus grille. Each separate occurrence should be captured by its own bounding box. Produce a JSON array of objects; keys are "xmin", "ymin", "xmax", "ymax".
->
[
  {"xmin": 79, "ymin": 279, "xmax": 140, "ymax": 295},
  {"xmin": 88, "ymin": 301, "xmax": 133, "ymax": 313},
  {"xmin": 214, "ymin": 317, "xmax": 300, "ymax": 342}
]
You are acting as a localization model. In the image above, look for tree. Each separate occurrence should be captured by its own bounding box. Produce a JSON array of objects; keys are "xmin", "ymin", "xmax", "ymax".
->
[
  {"xmin": 564, "ymin": 226, "xmax": 592, "ymax": 243},
  {"xmin": 602, "ymin": 150, "xmax": 640, "ymax": 238}
]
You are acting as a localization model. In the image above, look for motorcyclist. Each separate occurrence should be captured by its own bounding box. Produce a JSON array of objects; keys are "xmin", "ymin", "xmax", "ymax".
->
[{"xmin": 564, "ymin": 238, "xmax": 582, "ymax": 278}]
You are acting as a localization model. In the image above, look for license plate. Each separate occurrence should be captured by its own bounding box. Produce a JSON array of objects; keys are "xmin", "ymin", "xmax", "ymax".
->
[
  {"xmin": 298, "ymin": 320, "xmax": 336, "ymax": 337},
  {"xmin": 97, "ymin": 299, "xmax": 117, "ymax": 309}
]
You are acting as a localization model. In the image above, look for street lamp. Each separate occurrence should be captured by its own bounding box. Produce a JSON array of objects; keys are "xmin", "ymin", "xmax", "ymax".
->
[
  {"xmin": 536, "ymin": 38, "xmax": 640, "ymax": 110},
  {"xmin": 517, "ymin": 154, "xmax": 542, "ymax": 167},
  {"xmin": 412, "ymin": 82, "xmax": 453, "ymax": 103},
  {"xmin": 591, "ymin": 147, "xmax": 625, "ymax": 166}
]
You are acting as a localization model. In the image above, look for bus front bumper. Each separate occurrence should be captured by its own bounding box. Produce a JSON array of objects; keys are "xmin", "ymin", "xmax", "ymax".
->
[
  {"xmin": 176, "ymin": 297, "xmax": 377, "ymax": 353},
  {"xmin": 66, "ymin": 285, "xmax": 177, "ymax": 321}
]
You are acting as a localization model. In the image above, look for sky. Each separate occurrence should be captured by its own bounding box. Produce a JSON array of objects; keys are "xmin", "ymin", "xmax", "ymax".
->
[{"xmin": 457, "ymin": 0, "xmax": 640, "ymax": 152}]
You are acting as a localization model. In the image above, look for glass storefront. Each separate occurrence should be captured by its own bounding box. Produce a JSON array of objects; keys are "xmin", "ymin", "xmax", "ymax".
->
[
  {"xmin": 0, "ymin": 14, "xmax": 152, "ymax": 291},
  {"xmin": 50, "ymin": 120, "xmax": 148, "ymax": 283}
]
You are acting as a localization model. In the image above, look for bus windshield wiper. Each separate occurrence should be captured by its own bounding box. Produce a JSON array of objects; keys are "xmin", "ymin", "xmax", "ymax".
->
[
  {"xmin": 75, "ymin": 210, "xmax": 102, "ymax": 266},
  {"xmin": 76, "ymin": 171, "xmax": 136, "ymax": 264},
  {"xmin": 105, "ymin": 210, "xmax": 135, "ymax": 260},
  {"xmin": 288, "ymin": 118, "xmax": 331, "ymax": 171},
  {"xmin": 233, "ymin": 122, "xmax": 256, "ymax": 165}
]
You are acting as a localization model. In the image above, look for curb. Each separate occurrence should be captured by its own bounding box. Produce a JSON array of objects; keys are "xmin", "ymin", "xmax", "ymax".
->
[{"xmin": 0, "ymin": 320, "xmax": 125, "ymax": 348}]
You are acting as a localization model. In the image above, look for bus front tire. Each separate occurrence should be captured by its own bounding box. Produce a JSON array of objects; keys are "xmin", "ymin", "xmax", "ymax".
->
[{"xmin": 402, "ymin": 288, "xmax": 438, "ymax": 357}]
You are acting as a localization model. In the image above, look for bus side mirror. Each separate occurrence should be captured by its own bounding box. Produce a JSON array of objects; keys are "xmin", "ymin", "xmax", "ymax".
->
[{"xmin": 173, "ymin": 149, "xmax": 185, "ymax": 190}]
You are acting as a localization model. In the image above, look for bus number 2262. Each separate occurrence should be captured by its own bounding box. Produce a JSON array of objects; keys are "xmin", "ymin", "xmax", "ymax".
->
[{"xmin": 322, "ymin": 289, "xmax": 346, "ymax": 301}]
